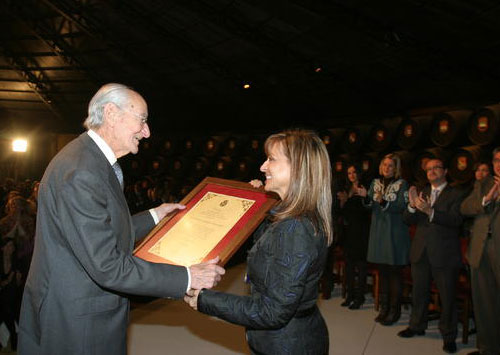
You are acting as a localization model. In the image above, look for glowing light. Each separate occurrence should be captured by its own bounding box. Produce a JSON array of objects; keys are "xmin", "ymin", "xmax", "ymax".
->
[
  {"xmin": 12, "ymin": 139, "xmax": 28, "ymax": 152},
  {"xmin": 243, "ymin": 83, "xmax": 251, "ymax": 89}
]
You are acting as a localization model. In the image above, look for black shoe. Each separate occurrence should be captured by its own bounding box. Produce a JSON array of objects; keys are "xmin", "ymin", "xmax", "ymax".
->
[
  {"xmin": 380, "ymin": 306, "xmax": 401, "ymax": 326},
  {"xmin": 341, "ymin": 298, "xmax": 353, "ymax": 307},
  {"xmin": 466, "ymin": 352, "xmax": 480, "ymax": 355},
  {"xmin": 397, "ymin": 328, "xmax": 425, "ymax": 338},
  {"xmin": 349, "ymin": 300, "xmax": 364, "ymax": 310},
  {"xmin": 443, "ymin": 341, "xmax": 457, "ymax": 354},
  {"xmin": 374, "ymin": 310, "xmax": 388, "ymax": 322}
]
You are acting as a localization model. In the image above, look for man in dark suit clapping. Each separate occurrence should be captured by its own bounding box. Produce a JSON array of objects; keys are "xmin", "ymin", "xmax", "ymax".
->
[
  {"xmin": 399, "ymin": 158, "xmax": 465, "ymax": 354},
  {"xmin": 18, "ymin": 83, "xmax": 225, "ymax": 355}
]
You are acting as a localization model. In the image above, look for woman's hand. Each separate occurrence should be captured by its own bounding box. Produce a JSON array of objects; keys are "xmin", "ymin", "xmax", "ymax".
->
[
  {"xmin": 355, "ymin": 185, "xmax": 367, "ymax": 198},
  {"xmin": 249, "ymin": 179, "xmax": 263, "ymax": 188},
  {"xmin": 408, "ymin": 186, "xmax": 418, "ymax": 208},
  {"xmin": 184, "ymin": 289, "xmax": 201, "ymax": 310}
]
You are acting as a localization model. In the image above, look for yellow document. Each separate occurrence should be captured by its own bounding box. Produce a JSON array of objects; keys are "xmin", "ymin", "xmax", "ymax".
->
[{"xmin": 148, "ymin": 192, "xmax": 255, "ymax": 266}]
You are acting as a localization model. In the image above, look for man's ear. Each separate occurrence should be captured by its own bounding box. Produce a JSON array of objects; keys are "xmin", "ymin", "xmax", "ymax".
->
[{"xmin": 103, "ymin": 103, "xmax": 118, "ymax": 127}]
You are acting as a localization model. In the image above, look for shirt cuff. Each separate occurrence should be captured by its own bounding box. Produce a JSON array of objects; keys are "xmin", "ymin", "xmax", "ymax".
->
[
  {"xmin": 185, "ymin": 266, "xmax": 191, "ymax": 292},
  {"xmin": 407, "ymin": 205, "xmax": 416, "ymax": 213},
  {"xmin": 149, "ymin": 208, "xmax": 159, "ymax": 224},
  {"xmin": 482, "ymin": 197, "xmax": 491, "ymax": 207}
]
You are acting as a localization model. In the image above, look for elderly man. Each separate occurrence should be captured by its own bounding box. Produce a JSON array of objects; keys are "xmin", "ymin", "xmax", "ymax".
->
[
  {"xmin": 461, "ymin": 148, "xmax": 500, "ymax": 355},
  {"xmin": 18, "ymin": 83, "xmax": 225, "ymax": 355},
  {"xmin": 399, "ymin": 158, "xmax": 465, "ymax": 354}
]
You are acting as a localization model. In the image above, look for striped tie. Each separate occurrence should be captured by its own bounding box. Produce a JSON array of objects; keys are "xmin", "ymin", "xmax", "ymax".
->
[{"xmin": 112, "ymin": 162, "xmax": 124, "ymax": 190}]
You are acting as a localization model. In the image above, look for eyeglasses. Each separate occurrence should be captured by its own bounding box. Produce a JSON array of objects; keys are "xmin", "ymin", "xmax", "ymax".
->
[
  {"xmin": 425, "ymin": 166, "xmax": 444, "ymax": 172},
  {"xmin": 116, "ymin": 104, "xmax": 148, "ymax": 125}
]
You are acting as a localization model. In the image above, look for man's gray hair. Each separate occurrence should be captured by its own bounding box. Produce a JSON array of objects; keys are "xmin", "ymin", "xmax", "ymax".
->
[
  {"xmin": 83, "ymin": 83, "xmax": 134, "ymax": 129},
  {"xmin": 493, "ymin": 147, "xmax": 500, "ymax": 157}
]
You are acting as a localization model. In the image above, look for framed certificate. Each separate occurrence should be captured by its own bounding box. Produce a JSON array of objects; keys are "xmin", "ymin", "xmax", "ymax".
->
[{"xmin": 133, "ymin": 177, "xmax": 279, "ymax": 266}]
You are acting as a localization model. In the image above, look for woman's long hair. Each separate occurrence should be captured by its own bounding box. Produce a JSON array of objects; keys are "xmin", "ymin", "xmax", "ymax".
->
[{"xmin": 264, "ymin": 129, "xmax": 333, "ymax": 245}]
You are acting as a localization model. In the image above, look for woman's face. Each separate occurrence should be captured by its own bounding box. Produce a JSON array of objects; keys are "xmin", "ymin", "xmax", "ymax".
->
[
  {"xmin": 381, "ymin": 158, "xmax": 395, "ymax": 178},
  {"xmin": 347, "ymin": 166, "xmax": 358, "ymax": 184},
  {"xmin": 260, "ymin": 142, "xmax": 291, "ymax": 199},
  {"xmin": 475, "ymin": 163, "xmax": 490, "ymax": 181}
]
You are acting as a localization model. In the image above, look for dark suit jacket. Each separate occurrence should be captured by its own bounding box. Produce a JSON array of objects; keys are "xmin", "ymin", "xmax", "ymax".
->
[
  {"xmin": 460, "ymin": 177, "xmax": 494, "ymax": 268},
  {"xmin": 198, "ymin": 217, "xmax": 329, "ymax": 355},
  {"xmin": 18, "ymin": 133, "xmax": 188, "ymax": 355},
  {"xmin": 403, "ymin": 184, "xmax": 464, "ymax": 268}
]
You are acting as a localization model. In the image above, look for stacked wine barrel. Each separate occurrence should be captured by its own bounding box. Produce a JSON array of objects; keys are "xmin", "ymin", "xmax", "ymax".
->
[{"xmin": 119, "ymin": 104, "xmax": 500, "ymax": 204}]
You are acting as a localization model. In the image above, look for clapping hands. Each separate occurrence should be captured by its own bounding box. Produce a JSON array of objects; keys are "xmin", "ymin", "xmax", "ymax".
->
[
  {"xmin": 408, "ymin": 186, "xmax": 432, "ymax": 215},
  {"xmin": 484, "ymin": 176, "xmax": 500, "ymax": 204}
]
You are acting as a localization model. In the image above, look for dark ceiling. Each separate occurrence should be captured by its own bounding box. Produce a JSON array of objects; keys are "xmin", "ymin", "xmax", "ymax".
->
[{"xmin": 1, "ymin": 0, "xmax": 500, "ymax": 135}]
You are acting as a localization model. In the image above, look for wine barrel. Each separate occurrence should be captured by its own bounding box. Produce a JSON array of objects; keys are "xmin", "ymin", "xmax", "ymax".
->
[
  {"xmin": 179, "ymin": 137, "xmax": 199, "ymax": 157},
  {"xmin": 234, "ymin": 156, "xmax": 259, "ymax": 181},
  {"xmin": 138, "ymin": 140, "xmax": 154, "ymax": 159},
  {"xmin": 202, "ymin": 136, "xmax": 222, "ymax": 158},
  {"xmin": 168, "ymin": 156, "xmax": 192, "ymax": 179},
  {"xmin": 367, "ymin": 123, "xmax": 393, "ymax": 152},
  {"xmin": 340, "ymin": 127, "xmax": 366, "ymax": 154},
  {"xmin": 430, "ymin": 110, "xmax": 471, "ymax": 147},
  {"xmin": 124, "ymin": 157, "xmax": 145, "ymax": 181},
  {"xmin": 190, "ymin": 156, "xmax": 211, "ymax": 181},
  {"xmin": 396, "ymin": 116, "xmax": 432, "ymax": 150},
  {"xmin": 245, "ymin": 136, "xmax": 265, "ymax": 158},
  {"xmin": 357, "ymin": 153, "xmax": 380, "ymax": 182},
  {"xmin": 318, "ymin": 129, "xmax": 337, "ymax": 156},
  {"xmin": 467, "ymin": 105, "xmax": 500, "ymax": 146},
  {"xmin": 211, "ymin": 156, "xmax": 234, "ymax": 179},
  {"xmin": 448, "ymin": 146, "xmax": 488, "ymax": 185},
  {"xmin": 160, "ymin": 138, "xmax": 177, "ymax": 157},
  {"xmin": 147, "ymin": 155, "xmax": 166, "ymax": 177},
  {"xmin": 222, "ymin": 136, "xmax": 244, "ymax": 157},
  {"xmin": 331, "ymin": 154, "xmax": 348, "ymax": 176}
]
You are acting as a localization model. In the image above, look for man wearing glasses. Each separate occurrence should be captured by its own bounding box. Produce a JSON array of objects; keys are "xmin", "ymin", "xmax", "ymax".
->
[
  {"xmin": 460, "ymin": 148, "xmax": 500, "ymax": 355},
  {"xmin": 18, "ymin": 83, "xmax": 225, "ymax": 355},
  {"xmin": 399, "ymin": 159, "xmax": 465, "ymax": 354}
]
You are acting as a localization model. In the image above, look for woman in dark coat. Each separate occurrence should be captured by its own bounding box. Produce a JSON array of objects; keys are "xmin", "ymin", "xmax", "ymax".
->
[
  {"xmin": 185, "ymin": 129, "xmax": 333, "ymax": 355},
  {"xmin": 337, "ymin": 164, "xmax": 370, "ymax": 309},
  {"xmin": 358, "ymin": 153, "xmax": 410, "ymax": 326}
]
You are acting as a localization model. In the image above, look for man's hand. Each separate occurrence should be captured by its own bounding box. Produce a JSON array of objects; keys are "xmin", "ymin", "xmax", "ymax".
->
[
  {"xmin": 484, "ymin": 176, "xmax": 500, "ymax": 204},
  {"xmin": 184, "ymin": 289, "xmax": 201, "ymax": 310},
  {"xmin": 154, "ymin": 203, "xmax": 186, "ymax": 220},
  {"xmin": 415, "ymin": 192, "xmax": 432, "ymax": 215},
  {"xmin": 189, "ymin": 256, "xmax": 226, "ymax": 290}
]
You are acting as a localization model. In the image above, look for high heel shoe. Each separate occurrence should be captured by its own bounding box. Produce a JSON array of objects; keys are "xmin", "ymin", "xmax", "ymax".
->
[{"xmin": 348, "ymin": 299, "xmax": 364, "ymax": 310}]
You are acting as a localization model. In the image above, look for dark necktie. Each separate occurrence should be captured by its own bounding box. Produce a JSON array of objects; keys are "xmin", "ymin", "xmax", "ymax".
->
[{"xmin": 112, "ymin": 162, "xmax": 124, "ymax": 190}]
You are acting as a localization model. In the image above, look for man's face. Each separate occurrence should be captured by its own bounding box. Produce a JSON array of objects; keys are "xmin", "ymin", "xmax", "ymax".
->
[
  {"xmin": 113, "ymin": 92, "xmax": 150, "ymax": 157},
  {"xmin": 425, "ymin": 159, "xmax": 446, "ymax": 185},
  {"xmin": 492, "ymin": 152, "xmax": 500, "ymax": 177}
]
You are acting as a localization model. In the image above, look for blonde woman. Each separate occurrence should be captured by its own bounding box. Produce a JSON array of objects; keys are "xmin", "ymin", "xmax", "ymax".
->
[
  {"xmin": 358, "ymin": 153, "xmax": 410, "ymax": 326},
  {"xmin": 185, "ymin": 129, "xmax": 332, "ymax": 355}
]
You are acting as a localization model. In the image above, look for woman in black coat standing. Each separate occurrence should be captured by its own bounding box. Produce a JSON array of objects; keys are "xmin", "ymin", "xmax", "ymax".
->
[
  {"xmin": 185, "ymin": 129, "xmax": 333, "ymax": 355},
  {"xmin": 337, "ymin": 164, "xmax": 371, "ymax": 309}
]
